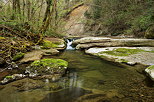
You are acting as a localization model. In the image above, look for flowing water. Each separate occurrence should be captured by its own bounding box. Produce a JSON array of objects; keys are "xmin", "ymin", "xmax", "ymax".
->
[{"xmin": 0, "ymin": 43, "xmax": 153, "ymax": 102}]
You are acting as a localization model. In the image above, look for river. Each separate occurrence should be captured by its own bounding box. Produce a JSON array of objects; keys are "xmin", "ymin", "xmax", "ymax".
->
[{"xmin": 0, "ymin": 45, "xmax": 153, "ymax": 102}]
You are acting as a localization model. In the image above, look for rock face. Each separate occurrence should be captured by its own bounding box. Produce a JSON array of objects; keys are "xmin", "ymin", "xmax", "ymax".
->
[
  {"xmin": 145, "ymin": 65, "xmax": 154, "ymax": 81},
  {"xmin": 86, "ymin": 47, "xmax": 154, "ymax": 66},
  {"xmin": 26, "ymin": 58, "xmax": 68, "ymax": 81},
  {"xmin": 73, "ymin": 37, "xmax": 154, "ymax": 49},
  {"xmin": 65, "ymin": 5, "xmax": 89, "ymax": 37}
]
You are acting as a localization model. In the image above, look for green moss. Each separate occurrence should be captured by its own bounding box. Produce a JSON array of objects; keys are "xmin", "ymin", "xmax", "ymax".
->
[
  {"xmin": 13, "ymin": 52, "xmax": 25, "ymax": 61},
  {"xmin": 31, "ymin": 58, "xmax": 68, "ymax": 68},
  {"xmin": 30, "ymin": 58, "xmax": 68, "ymax": 75},
  {"xmin": 147, "ymin": 65, "xmax": 154, "ymax": 70},
  {"xmin": 0, "ymin": 37, "xmax": 5, "ymax": 40},
  {"xmin": 102, "ymin": 48, "xmax": 144, "ymax": 56},
  {"xmin": 5, "ymin": 76, "xmax": 13, "ymax": 79},
  {"xmin": 42, "ymin": 40, "xmax": 58, "ymax": 49}
]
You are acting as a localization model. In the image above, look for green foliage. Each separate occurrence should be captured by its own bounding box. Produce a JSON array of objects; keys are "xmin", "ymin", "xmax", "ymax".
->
[
  {"xmin": 145, "ymin": 25, "xmax": 154, "ymax": 39},
  {"xmin": 88, "ymin": 0, "xmax": 154, "ymax": 37},
  {"xmin": 44, "ymin": 30, "xmax": 64, "ymax": 38}
]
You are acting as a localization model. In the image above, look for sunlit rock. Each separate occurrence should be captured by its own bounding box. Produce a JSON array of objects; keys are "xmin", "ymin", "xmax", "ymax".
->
[{"xmin": 145, "ymin": 65, "xmax": 154, "ymax": 81}]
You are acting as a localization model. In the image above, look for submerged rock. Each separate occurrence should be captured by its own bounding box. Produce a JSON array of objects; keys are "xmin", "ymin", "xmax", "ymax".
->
[
  {"xmin": 12, "ymin": 78, "xmax": 44, "ymax": 91},
  {"xmin": 41, "ymin": 87, "xmax": 92, "ymax": 102},
  {"xmin": 26, "ymin": 58, "xmax": 68, "ymax": 81},
  {"xmin": 145, "ymin": 65, "xmax": 154, "ymax": 81}
]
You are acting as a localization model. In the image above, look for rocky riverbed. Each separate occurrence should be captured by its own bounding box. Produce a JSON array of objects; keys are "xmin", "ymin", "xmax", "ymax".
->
[{"xmin": 73, "ymin": 37, "xmax": 154, "ymax": 81}]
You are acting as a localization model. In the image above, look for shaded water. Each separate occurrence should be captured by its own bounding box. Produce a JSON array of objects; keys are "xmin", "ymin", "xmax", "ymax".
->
[{"xmin": 0, "ymin": 50, "xmax": 150, "ymax": 102}]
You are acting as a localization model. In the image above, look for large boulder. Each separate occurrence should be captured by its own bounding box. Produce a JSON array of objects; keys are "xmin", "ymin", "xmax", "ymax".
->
[
  {"xmin": 26, "ymin": 58, "xmax": 68, "ymax": 81},
  {"xmin": 145, "ymin": 65, "xmax": 154, "ymax": 81}
]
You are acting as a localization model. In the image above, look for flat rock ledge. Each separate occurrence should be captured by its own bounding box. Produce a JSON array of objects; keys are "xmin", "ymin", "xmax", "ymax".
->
[
  {"xmin": 85, "ymin": 47, "xmax": 154, "ymax": 66},
  {"xmin": 73, "ymin": 37, "xmax": 154, "ymax": 49},
  {"xmin": 20, "ymin": 49, "xmax": 59, "ymax": 63}
]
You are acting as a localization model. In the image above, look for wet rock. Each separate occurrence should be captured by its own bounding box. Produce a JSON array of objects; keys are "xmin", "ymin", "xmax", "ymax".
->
[
  {"xmin": 145, "ymin": 65, "xmax": 154, "ymax": 81},
  {"xmin": 0, "ymin": 74, "xmax": 26, "ymax": 84},
  {"xmin": 12, "ymin": 78, "xmax": 44, "ymax": 91},
  {"xmin": 41, "ymin": 87, "xmax": 92, "ymax": 102},
  {"xmin": 26, "ymin": 58, "xmax": 68, "ymax": 80},
  {"xmin": 20, "ymin": 50, "xmax": 43, "ymax": 63}
]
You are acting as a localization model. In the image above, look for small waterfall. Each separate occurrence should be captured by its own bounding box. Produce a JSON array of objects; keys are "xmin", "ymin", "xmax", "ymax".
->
[{"xmin": 66, "ymin": 39, "xmax": 75, "ymax": 50}]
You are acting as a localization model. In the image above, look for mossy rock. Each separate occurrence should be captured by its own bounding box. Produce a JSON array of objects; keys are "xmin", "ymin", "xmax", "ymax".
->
[
  {"xmin": 5, "ymin": 76, "xmax": 14, "ymax": 79},
  {"xmin": 27, "ymin": 58, "xmax": 68, "ymax": 76},
  {"xmin": 102, "ymin": 48, "xmax": 144, "ymax": 56},
  {"xmin": 147, "ymin": 65, "xmax": 154, "ymax": 70},
  {"xmin": 145, "ymin": 26, "xmax": 154, "ymax": 39},
  {"xmin": 41, "ymin": 40, "xmax": 58, "ymax": 49},
  {"xmin": 12, "ymin": 52, "xmax": 25, "ymax": 61}
]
